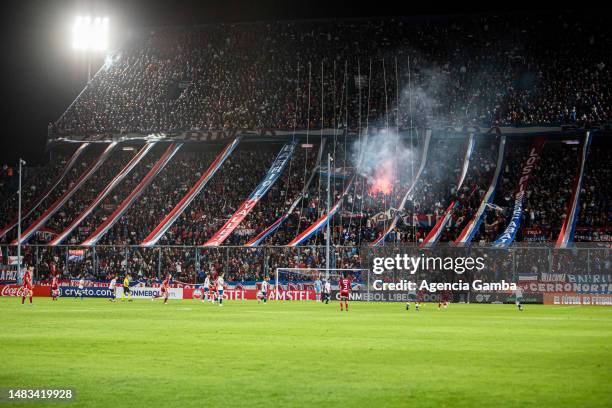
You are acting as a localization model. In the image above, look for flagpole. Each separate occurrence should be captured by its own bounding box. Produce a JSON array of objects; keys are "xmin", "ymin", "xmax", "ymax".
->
[{"xmin": 326, "ymin": 153, "xmax": 331, "ymax": 281}]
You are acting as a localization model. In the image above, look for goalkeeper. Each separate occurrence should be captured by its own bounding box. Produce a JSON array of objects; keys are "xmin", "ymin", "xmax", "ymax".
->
[{"xmin": 122, "ymin": 274, "xmax": 133, "ymax": 302}]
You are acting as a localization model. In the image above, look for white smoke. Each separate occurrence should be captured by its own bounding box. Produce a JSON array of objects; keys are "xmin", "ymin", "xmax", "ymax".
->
[{"xmin": 353, "ymin": 129, "xmax": 416, "ymax": 194}]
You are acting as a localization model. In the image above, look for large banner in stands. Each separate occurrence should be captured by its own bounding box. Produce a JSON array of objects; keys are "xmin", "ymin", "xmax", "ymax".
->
[
  {"xmin": 0, "ymin": 269, "xmax": 18, "ymax": 284},
  {"xmin": 0, "ymin": 285, "xmax": 50, "ymax": 297},
  {"xmin": 574, "ymin": 227, "xmax": 612, "ymax": 242},
  {"xmin": 203, "ymin": 142, "xmax": 296, "ymax": 247},
  {"xmin": 544, "ymin": 293, "xmax": 612, "ymax": 306},
  {"xmin": 494, "ymin": 137, "xmax": 546, "ymax": 247},
  {"xmin": 556, "ymin": 131, "xmax": 592, "ymax": 248}
]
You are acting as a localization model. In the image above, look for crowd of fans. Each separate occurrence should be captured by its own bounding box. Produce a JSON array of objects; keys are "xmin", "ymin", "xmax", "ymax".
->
[
  {"xmin": 97, "ymin": 145, "xmax": 222, "ymax": 245},
  {"xmin": 2, "ymin": 12, "xmax": 611, "ymax": 281},
  {"xmin": 52, "ymin": 14, "xmax": 611, "ymax": 137},
  {"xmin": 1, "ymin": 136, "xmax": 609, "ymax": 252}
]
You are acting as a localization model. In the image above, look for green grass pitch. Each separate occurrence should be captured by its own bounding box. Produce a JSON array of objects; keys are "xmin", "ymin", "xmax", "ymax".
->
[{"xmin": 1, "ymin": 297, "xmax": 611, "ymax": 407}]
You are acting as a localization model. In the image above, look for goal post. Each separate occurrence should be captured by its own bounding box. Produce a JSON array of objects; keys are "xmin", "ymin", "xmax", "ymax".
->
[{"xmin": 274, "ymin": 267, "xmax": 369, "ymax": 293}]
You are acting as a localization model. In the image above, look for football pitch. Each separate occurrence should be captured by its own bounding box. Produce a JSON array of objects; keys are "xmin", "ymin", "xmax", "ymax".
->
[{"xmin": 1, "ymin": 298, "xmax": 611, "ymax": 408}]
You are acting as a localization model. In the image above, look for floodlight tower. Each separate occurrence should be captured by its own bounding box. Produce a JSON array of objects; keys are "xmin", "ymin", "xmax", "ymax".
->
[{"xmin": 72, "ymin": 16, "xmax": 109, "ymax": 83}]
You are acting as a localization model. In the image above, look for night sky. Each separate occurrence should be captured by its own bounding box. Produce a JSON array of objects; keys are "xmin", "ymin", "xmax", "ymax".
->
[{"xmin": 0, "ymin": 0, "xmax": 561, "ymax": 166}]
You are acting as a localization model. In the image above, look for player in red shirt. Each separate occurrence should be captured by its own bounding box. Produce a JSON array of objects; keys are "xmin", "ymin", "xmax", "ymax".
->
[
  {"xmin": 51, "ymin": 275, "xmax": 59, "ymax": 301},
  {"xmin": 160, "ymin": 274, "xmax": 171, "ymax": 304},
  {"xmin": 439, "ymin": 290, "xmax": 450, "ymax": 309},
  {"xmin": 338, "ymin": 273, "xmax": 351, "ymax": 312},
  {"xmin": 21, "ymin": 266, "xmax": 34, "ymax": 305}
]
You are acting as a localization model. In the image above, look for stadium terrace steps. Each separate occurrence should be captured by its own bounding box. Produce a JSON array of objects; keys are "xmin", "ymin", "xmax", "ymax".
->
[
  {"xmin": 12, "ymin": 142, "xmax": 117, "ymax": 245},
  {"xmin": 0, "ymin": 142, "xmax": 89, "ymax": 239},
  {"xmin": 49, "ymin": 142, "xmax": 157, "ymax": 246},
  {"xmin": 141, "ymin": 138, "xmax": 240, "ymax": 247},
  {"xmin": 81, "ymin": 143, "xmax": 183, "ymax": 247}
]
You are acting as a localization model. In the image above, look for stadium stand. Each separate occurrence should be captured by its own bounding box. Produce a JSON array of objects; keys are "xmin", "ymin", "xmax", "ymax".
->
[{"xmin": 1, "ymin": 13, "xmax": 610, "ymax": 282}]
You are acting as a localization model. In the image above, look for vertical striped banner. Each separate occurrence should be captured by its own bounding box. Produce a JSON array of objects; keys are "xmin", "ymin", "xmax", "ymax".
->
[
  {"xmin": 13, "ymin": 142, "xmax": 118, "ymax": 245},
  {"xmin": 287, "ymin": 176, "xmax": 355, "ymax": 247},
  {"xmin": 49, "ymin": 142, "xmax": 156, "ymax": 246},
  {"xmin": 202, "ymin": 142, "xmax": 297, "ymax": 247},
  {"xmin": 555, "ymin": 131, "xmax": 592, "ymax": 248},
  {"xmin": 493, "ymin": 137, "xmax": 547, "ymax": 248},
  {"xmin": 454, "ymin": 135, "xmax": 506, "ymax": 245},
  {"xmin": 421, "ymin": 133, "xmax": 475, "ymax": 247},
  {"xmin": 141, "ymin": 138, "xmax": 240, "ymax": 247},
  {"xmin": 81, "ymin": 143, "xmax": 183, "ymax": 247},
  {"xmin": 0, "ymin": 142, "xmax": 89, "ymax": 238},
  {"xmin": 245, "ymin": 139, "xmax": 326, "ymax": 247},
  {"xmin": 421, "ymin": 201, "xmax": 459, "ymax": 247}
]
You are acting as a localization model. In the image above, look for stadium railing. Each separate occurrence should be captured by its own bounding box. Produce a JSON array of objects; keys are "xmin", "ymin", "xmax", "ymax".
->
[{"xmin": 0, "ymin": 244, "xmax": 609, "ymax": 284}]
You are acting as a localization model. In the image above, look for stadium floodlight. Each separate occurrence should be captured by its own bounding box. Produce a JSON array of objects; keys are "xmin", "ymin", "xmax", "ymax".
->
[
  {"xmin": 72, "ymin": 16, "xmax": 109, "ymax": 83},
  {"xmin": 72, "ymin": 16, "xmax": 109, "ymax": 51}
]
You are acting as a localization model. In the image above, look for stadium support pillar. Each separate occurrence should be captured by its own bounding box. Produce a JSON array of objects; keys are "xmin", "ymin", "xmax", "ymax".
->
[
  {"xmin": 157, "ymin": 248, "xmax": 161, "ymax": 279},
  {"xmin": 548, "ymin": 248, "xmax": 553, "ymax": 273},
  {"xmin": 65, "ymin": 247, "xmax": 69, "ymax": 275},
  {"xmin": 93, "ymin": 247, "xmax": 97, "ymax": 277},
  {"xmin": 587, "ymin": 248, "xmax": 591, "ymax": 273},
  {"xmin": 34, "ymin": 246, "xmax": 39, "ymax": 280},
  {"xmin": 263, "ymin": 247, "xmax": 269, "ymax": 276},
  {"xmin": 195, "ymin": 247, "xmax": 199, "ymax": 284},
  {"xmin": 225, "ymin": 248, "xmax": 230, "ymax": 276},
  {"xmin": 124, "ymin": 246, "xmax": 129, "ymax": 276}
]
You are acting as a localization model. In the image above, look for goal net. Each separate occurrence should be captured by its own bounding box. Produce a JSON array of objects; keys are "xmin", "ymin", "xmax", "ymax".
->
[{"xmin": 274, "ymin": 267, "xmax": 369, "ymax": 292}]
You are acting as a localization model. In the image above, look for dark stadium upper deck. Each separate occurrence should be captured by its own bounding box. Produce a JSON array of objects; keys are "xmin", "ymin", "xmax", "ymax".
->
[{"xmin": 49, "ymin": 13, "xmax": 611, "ymax": 141}]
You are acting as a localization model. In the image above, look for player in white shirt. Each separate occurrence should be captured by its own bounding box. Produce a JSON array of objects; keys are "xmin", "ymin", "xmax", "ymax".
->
[
  {"xmin": 259, "ymin": 276, "xmax": 270, "ymax": 304},
  {"xmin": 75, "ymin": 276, "xmax": 85, "ymax": 300},
  {"xmin": 216, "ymin": 274, "xmax": 225, "ymax": 307},
  {"xmin": 203, "ymin": 273, "xmax": 211, "ymax": 302},
  {"xmin": 108, "ymin": 276, "xmax": 117, "ymax": 302},
  {"xmin": 323, "ymin": 280, "xmax": 331, "ymax": 304},
  {"xmin": 515, "ymin": 286, "xmax": 524, "ymax": 311}
]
